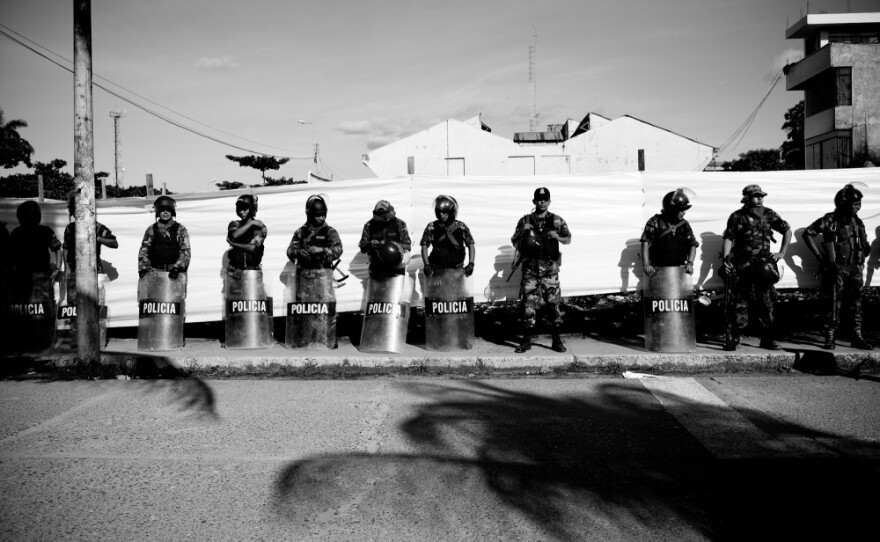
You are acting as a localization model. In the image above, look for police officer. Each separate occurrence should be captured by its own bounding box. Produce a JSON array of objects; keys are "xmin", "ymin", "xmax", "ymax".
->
[
  {"xmin": 9, "ymin": 200, "xmax": 62, "ymax": 282},
  {"xmin": 511, "ymin": 187, "xmax": 572, "ymax": 353},
  {"xmin": 420, "ymin": 195, "xmax": 475, "ymax": 277},
  {"xmin": 721, "ymin": 185, "xmax": 792, "ymax": 351},
  {"xmin": 138, "ymin": 195, "xmax": 190, "ymax": 279},
  {"xmin": 802, "ymin": 183, "xmax": 873, "ymax": 350},
  {"xmin": 63, "ymin": 190, "xmax": 118, "ymax": 276},
  {"xmin": 641, "ymin": 188, "xmax": 698, "ymax": 277},
  {"xmin": 226, "ymin": 194, "xmax": 266, "ymax": 273},
  {"xmin": 358, "ymin": 200, "xmax": 412, "ymax": 276},
  {"xmin": 286, "ymin": 195, "xmax": 343, "ymax": 273}
]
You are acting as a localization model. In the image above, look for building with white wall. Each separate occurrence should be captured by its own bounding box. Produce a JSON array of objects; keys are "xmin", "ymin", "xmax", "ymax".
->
[{"xmin": 363, "ymin": 113, "xmax": 717, "ymax": 177}]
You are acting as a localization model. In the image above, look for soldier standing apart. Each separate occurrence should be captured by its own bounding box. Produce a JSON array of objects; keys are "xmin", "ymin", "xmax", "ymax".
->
[
  {"xmin": 287, "ymin": 195, "xmax": 343, "ymax": 275},
  {"xmin": 802, "ymin": 183, "xmax": 873, "ymax": 350},
  {"xmin": 721, "ymin": 185, "xmax": 792, "ymax": 351},
  {"xmin": 641, "ymin": 188, "xmax": 698, "ymax": 277},
  {"xmin": 138, "ymin": 195, "xmax": 191, "ymax": 280},
  {"xmin": 420, "ymin": 195, "xmax": 475, "ymax": 277},
  {"xmin": 63, "ymin": 190, "xmax": 118, "ymax": 278},
  {"xmin": 511, "ymin": 187, "xmax": 572, "ymax": 353},
  {"xmin": 358, "ymin": 200, "xmax": 412, "ymax": 276},
  {"xmin": 226, "ymin": 194, "xmax": 266, "ymax": 274}
]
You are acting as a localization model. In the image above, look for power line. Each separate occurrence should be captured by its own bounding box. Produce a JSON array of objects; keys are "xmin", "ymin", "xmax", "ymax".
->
[
  {"xmin": 719, "ymin": 69, "xmax": 784, "ymax": 155},
  {"xmin": 0, "ymin": 24, "xmax": 312, "ymax": 160}
]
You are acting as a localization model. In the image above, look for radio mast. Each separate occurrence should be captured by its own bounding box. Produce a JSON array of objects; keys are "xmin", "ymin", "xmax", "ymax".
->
[
  {"xmin": 528, "ymin": 26, "xmax": 539, "ymax": 132},
  {"xmin": 109, "ymin": 107, "xmax": 125, "ymax": 187}
]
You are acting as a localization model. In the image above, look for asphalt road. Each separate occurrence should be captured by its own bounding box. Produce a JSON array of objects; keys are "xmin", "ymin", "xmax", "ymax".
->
[{"xmin": 1, "ymin": 374, "xmax": 878, "ymax": 541}]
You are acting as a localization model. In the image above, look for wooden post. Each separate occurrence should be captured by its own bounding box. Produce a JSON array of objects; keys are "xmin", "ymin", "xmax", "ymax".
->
[
  {"xmin": 37, "ymin": 174, "xmax": 44, "ymax": 203},
  {"xmin": 73, "ymin": 0, "xmax": 100, "ymax": 363},
  {"xmin": 638, "ymin": 149, "xmax": 646, "ymax": 172},
  {"xmin": 100, "ymin": 175, "xmax": 106, "ymax": 199},
  {"xmin": 145, "ymin": 173, "xmax": 154, "ymax": 196},
  {"xmin": 162, "ymin": 183, "xmax": 167, "ymax": 195}
]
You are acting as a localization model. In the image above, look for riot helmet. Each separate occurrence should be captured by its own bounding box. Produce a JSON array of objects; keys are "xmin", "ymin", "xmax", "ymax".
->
[
  {"xmin": 433, "ymin": 195, "xmax": 458, "ymax": 222},
  {"xmin": 235, "ymin": 194, "xmax": 257, "ymax": 218},
  {"xmin": 16, "ymin": 200, "xmax": 42, "ymax": 227},
  {"xmin": 662, "ymin": 187, "xmax": 693, "ymax": 213},
  {"xmin": 373, "ymin": 240, "xmax": 403, "ymax": 269},
  {"xmin": 153, "ymin": 195, "xmax": 177, "ymax": 218},
  {"xmin": 306, "ymin": 194, "xmax": 328, "ymax": 218},
  {"xmin": 518, "ymin": 228, "xmax": 543, "ymax": 259},
  {"xmin": 751, "ymin": 259, "xmax": 780, "ymax": 287},
  {"xmin": 834, "ymin": 182, "xmax": 866, "ymax": 215}
]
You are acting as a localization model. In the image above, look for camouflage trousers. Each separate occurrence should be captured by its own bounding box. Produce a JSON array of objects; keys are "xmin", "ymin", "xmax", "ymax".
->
[
  {"xmin": 725, "ymin": 264, "xmax": 776, "ymax": 336},
  {"xmin": 820, "ymin": 263, "xmax": 864, "ymax": 333},
  {"xmin": 520, "ymin": 259, "xmax": 562, "ymax": 330}
]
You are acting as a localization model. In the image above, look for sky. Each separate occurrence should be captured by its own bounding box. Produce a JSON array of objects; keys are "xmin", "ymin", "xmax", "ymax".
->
[{"xmin": 1, "ymin": 0, "xmax": 876, "ymax": 193}]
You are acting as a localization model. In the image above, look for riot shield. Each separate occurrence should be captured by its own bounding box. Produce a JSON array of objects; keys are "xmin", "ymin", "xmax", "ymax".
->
[
  {"xmin": 137, "ymin": 270, "xmax": 186, "ymax": 351},
  {"xmin": 359, "ymin": 273, "xmax": 413, "ymax": 353},
  {"xmin": 5, "ymin": 272, "xmax": 55, "ymax": 353},
  {"xmin": 424, "ymin": 268, "xmax": 474, "ymax": 351},
  {"xmin": 224, "ymin": 269, "xmax": 273, "ymax": 349},
  {"xmin": 643, "ymin": 266, "xmax": 696, "ymax": 352},
  {"xmin": 56, "ymin": 273, "xmax": 108, "ymax": 348},
  {"xmin": 285, "ymin": 268, "xmax": 337, "ymax": 349}
]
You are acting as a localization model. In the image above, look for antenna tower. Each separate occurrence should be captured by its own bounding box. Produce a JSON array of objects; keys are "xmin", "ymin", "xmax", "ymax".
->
[
  {"xmin": 109, "ymin": 107, "xmax": 125, "ymax": 188},
  {"xmin": 528, "ymin": 26, "xmax": 539, "ymax": 131}
]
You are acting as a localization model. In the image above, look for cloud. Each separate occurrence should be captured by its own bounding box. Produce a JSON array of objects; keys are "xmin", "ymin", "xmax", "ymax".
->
[
  {"xmin": 196, "ymin": 56, "xmax": 240, "ymax": 71},
  {"xmin": 338, "ymin": 117, "xmax": 441, "ymax": 149}
]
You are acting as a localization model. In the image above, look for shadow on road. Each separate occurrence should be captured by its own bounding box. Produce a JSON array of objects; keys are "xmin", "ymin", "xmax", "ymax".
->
[{"xmin": 272, "ymin": 380, "xmax": 880, "ymax": 541}]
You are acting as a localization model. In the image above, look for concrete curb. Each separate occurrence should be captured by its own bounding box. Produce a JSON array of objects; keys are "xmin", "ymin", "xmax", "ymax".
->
[{"xmin": 11, "ymin": 336, "xmax": 878, "ymax": 375}]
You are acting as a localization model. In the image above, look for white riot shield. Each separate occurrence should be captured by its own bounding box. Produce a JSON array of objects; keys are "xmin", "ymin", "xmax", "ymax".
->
[
  {"xmin": 424, "ymin": 268, "xmax": 475, "ymax": 351},
  {"xmin": 224, "ymin": 269, "xmax": 273, "ymax": 349},
  {"xmin": 359, "ymin": 273, "xmax": 413, "ymax": 354},
  {"xmin": 137, "ymin": 270, "xmax": 186, "ymax": 351},
  {"xmin": 285, "ymin": 268, "xmax": 337, "ymax": 349},
  {"xmin": 643, "ymin": 266, "xmax": 696, "ymax": 352}
]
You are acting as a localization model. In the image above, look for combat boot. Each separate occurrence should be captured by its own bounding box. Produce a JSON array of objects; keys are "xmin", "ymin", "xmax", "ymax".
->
[
  {"xmin": 851, "ymin": 329, "xmax": 874, "ymax": 351},
  {"xmin": 759, "ymin": 333, "xmax": 781, "ymax": 350},
  {"xmin": 822, "ymin": 329, "xmax": 836, "ymax": 350},
  {"xmin": 551, "ymin": 333, "xmax": 566, "ymax": 353},
  {"xmin": 723, "ymin": 330, "xmax": 739, "ymax": 351},
  {"xmin": 514, "ymin": 335, "xmax": 532, "ymax": 353}
]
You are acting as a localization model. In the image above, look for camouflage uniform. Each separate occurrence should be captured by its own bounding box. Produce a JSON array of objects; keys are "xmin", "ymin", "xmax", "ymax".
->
[
  {"xmin": 722, "ymin": 206, "xmax": 789, "ymax": 337},
  {"xmin": 804, "ymin": 212, "xmax": 870, "ymax": 338},
  {"xmin": 138, "ymin": 221, "xmax": 191, "ymax": 273},
  {"xmin": 512, "ymin": 212, "xmax": 571, "ymax": 330},
  {"xmin": 640, "ymin": 214, "xmax": 698, "ymax": 267}
]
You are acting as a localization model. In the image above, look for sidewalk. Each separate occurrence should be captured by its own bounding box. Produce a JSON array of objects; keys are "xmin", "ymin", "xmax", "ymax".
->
[{"xmin": 29, "ymin": 333, "xmax": 880, "ymax": 375}]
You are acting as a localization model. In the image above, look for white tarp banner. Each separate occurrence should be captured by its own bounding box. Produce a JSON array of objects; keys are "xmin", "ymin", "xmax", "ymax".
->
[{"xmin": 2, "ymin": 169, "xmax": 878, "ymax": 327}]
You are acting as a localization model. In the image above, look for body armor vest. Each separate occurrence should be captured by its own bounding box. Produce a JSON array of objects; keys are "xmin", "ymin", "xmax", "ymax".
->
[
  {"xmin": 148, "ymin": 223, "xmax": 181, "ymax": 269},
  {"xmin": 297, "ymin": 224, "xmax": 333, "ymax": 269},
  {"xmin": 427, "ymin": 220, "xmax": 466, "ymax": 268},
  {"xmin": 528, "ymin": 213, "xmax": 560, "ymax": 261},
  {"xmin": 228, "ymin": 225, "xmax": 264, "ymax": 270}
]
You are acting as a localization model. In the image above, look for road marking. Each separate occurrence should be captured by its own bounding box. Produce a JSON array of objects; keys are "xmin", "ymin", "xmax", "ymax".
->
[
  {"xmin": 0, "ymin": 388, "xmax": 122, "ymax": 447},
  {"xmin": 642, "ymin": 378, "xmax": 836, "ymax": 459}
]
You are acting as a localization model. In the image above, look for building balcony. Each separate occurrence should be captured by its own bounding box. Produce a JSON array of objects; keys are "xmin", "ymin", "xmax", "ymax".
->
[
  {"xmin": 785, "ymin": 45, "xmax": 832, "ymax": 90},
  {"xmin": 804, "ymin": 106, "xmax": 853, "ymax": 140}
]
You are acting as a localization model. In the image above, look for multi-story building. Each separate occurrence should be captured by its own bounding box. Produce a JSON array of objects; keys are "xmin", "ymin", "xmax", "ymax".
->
[{"xmin": 784, "ymin": 12, "xmax": 880, "ymax": 168}]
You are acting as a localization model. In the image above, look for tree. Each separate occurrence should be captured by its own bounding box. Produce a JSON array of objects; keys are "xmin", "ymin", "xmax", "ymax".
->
[
  {"xmin": 0, "ymin": 108, "xmax": 35, "ymax": 169},
  {"xmin": 781, "ymin": 100, "xmax": 804, "ymax": 170},
  {"xmin": 216, "ymin": 180, "xmax": 246, "ymax": 190},
  {"xmin": 721, "ymin": 149, "xmax": 784, "ymax": 171},
  {"xmin": 225, "ymin": 154, "xmax": 290, "ymax": 182}
]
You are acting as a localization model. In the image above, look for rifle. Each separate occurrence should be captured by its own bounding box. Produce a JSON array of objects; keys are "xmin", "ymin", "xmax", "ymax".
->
[
  {"xmin": 331, "ymin": 259, "xmax": 349, "ymax": 288},
  {"xmin": 506, "ymin": 248, "xmax": 523, "ymax": 282}
]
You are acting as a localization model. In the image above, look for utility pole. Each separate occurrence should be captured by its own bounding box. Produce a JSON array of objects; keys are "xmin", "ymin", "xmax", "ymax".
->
[
  {"xmin": 528, "ymin": 26, "xmax": 539, "ymax": 132},
  {"xmin": 73, "ymin": 0, "xmax": 100, "ymax": 364},
  {"xmin": 298, "ymin": 120, "xmax": 319, "ymax": 175},
  {"xmin": 109, "ymin": 107, "xmax": 125, "ymax": 188}
]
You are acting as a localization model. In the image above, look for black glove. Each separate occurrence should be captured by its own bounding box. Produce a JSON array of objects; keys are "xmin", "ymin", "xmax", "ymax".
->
[
  {"xmin": 423, "ymin": 264, "xmax": 434, "ymax": 277},
  {"xmin": 138, "ymin": 269, "xmax": 149, "ymax": 279},
  {"xmin": 464, "ymin": 262, "xmax": 474, "ymax": 277},
  {"xmin": 168, "ymin": 267, "xmax": 180, "ymax": 280}
]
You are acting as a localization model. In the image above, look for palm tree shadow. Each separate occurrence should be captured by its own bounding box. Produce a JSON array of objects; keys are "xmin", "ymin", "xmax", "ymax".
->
[{"xmin": 271, "ymin": 380, "xmax": 880, "ymax": 540}]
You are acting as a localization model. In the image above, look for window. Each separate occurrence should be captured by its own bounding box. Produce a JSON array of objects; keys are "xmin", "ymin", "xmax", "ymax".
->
[{"xmin": 836, "ymin": 67, "xmax": 852, "ymax": 106}]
